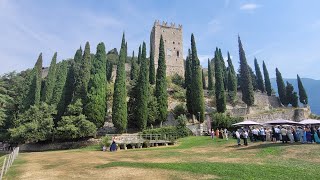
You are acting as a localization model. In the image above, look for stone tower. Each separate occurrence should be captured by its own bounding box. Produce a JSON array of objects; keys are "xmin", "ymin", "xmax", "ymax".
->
[{"xmin": 150, "ymin": 20, "xmax": 184, "ymax": 77}]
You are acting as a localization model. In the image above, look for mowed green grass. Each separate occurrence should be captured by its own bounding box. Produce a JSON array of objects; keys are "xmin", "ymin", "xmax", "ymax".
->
[{"xmin": 5, "ymin": 136, "xmax": 320, "ymax": 180}]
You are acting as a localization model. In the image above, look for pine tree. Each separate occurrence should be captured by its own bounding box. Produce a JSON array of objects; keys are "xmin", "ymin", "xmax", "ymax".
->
[
  {"xmin": 106, "ymin": 61, "xmax": 113, "ymax": 82},
  {"xmin": 227, "ymin": 52, "xmax": 237, "ymax": 104},
  {"xmin": 149, "ymin": 42, "xmax": 155, "ymax": 85},
  {"xmin": 202, "ymin": 70, "xmax": 206, "ymax": 89},
  {"xmin": 72, "ymin": 47, "xmax": 84, "ymax": 102},
  {"xmin": 135, "ymin": 42, "xmax": 149, "ymax": 130},
  {"xmin": 112, "ymin": 33, "xmax": 128, "ymax": 133},
  {"xmin": 137, "ymin": 45, "xmax": 141, "ymax": 64},
  {"xmin": 85, "ymin": 42, "xmax": 107, "ymax": 128},
  {"xmin": 285, "ymin": 81, "xmax": 294, "ymax": 106},
  {"xmin": 214, "ymin": 49, "xmax": 226, "ymax": 112},
  {"xmin": 185, "ymin": 49, "xmax": 193, "ymax": 114},
  {"xmin": 276, "ymin": 68, "xmax": 288, "ymax": 106},
  {"xmin": 51, "ymin": 60, "xmax": 68, "ymax": 121},
  {"xmin": 155, "ymin": 35, "xmax": 168, "ymax": 123},
  {"xmin": 254, "ymin": 58, "xmax": 265, "ymax": 93},
  {"xmin": 207, "ymin": 59, "xmax": 214, "ymax": 91},
  {"xmin": 218, "ymin": 49, "xmax": 227, "ymax": 90},
  {"xmin": 292, "ymin": 92, "xmax": 299, "ymax": 108},
  {"xmin": 42, "ymin": 52, "xmax": 57, "ymax": 103},
  {"xmin": 64, "ymin": 60, "xmax": 75, "ymax": 108},
  {"xmin": 263, "ymin": 61, "xmax": 272, "ymax": 96},
  {"xmin": 191, "ymin": 34, "xmax": 205, "ymax": 122},
  {"xmin": 130, "ymin": 51, "xmax": 139, "ymax": 81},
  {"xmin": 297, "ymin": 74, "xmax": 308, "ymax": 105},
  {"xmin": 238, "ymin": 37, "xmax": 254, "ymax": 106}
]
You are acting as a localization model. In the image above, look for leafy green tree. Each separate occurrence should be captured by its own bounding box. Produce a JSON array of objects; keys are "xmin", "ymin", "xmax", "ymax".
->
[
  {"xmin": 202, "ymin": 70, "xmax": 206, "ymax": 89},
  {"xmin": 214, "ymin": 49, "xmax": 226, "ymax": 113},
  {"xmin": 134, "ymin": 42, "xmax": 149, "ymax": 130},
  {"xmin": 238, "ymin": 36, "xmax": 254, "ymax": 106},
  {"xmin": 85, "ymin": 42, "xmax": 107, "ymax": 128},
  {"xmin": 171, "ymin": 74, "xmax": 184, "ymax": 87},
  {"xmin": 155, "ymin": 35, "xmax": 168, "ymax": 123},
  {"xmin": 51, "ymin": 60, "xmax": 68, "ymax": 121},
  {"xmin": 56, "ymin": 99, "xmax": 96, "ymax": 140},
  {"xmin": 9, "ymin": 103, "xmax": 55, "ymax": 143},
  {"xmin": 147, "ymin": 95, "xmax": 159, "ymax": 125},
  {"xmin": 276, "ymin": 68, "xmax": 288, "ymax": 106},
  {"xmin": 254, "ymin": 58, "xmax": 265, "ymax": 93},
  {"xmin": 149, "ymin": 42, "xmax": 155, "ymax": 85},
  {"xmin": 207, "ymin": 59, "xmax": 214, "ymax": 91},
  {"xmin": 42, "ymin": 52, "xmax": 57, "ymax": 103},
  {"xmin": 297, "ymin": 74, "xmax": 308, "ymax": 105},
  {"xmin": 190, "ymin": 34, "xmax": 205, "ymax": 122},
  {"xmin": 263, "ymin": 61, "xmax": 272, "ymax": 96},
  {"xmin": 112, "ymin": 33, "xmax": 128, "ymax": 133},
  {"xmin": 185, "ymin": 49, "xmax": 193, "ymax": 114},
  {"xmin": 130, "ymin": 51, "xmax": 139, "ymax": 81},
  {"xmin": 0, "ymin": 80, "xmax": 13, "ymax": 126},
  {"xmin": 227, "ymin": 52, "xmax": 237, "ymax": 104},
  {"xmin": 292, "ymin": 92, "xmax": 299, "ymax": 108}
]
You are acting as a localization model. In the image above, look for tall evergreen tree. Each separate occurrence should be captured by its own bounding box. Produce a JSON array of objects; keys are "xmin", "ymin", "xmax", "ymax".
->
[
  {"xmin": 263, "ymin": 61, "xmax": 272, "ymax": 96},
  {"xmin": 130, "ymin": 51, "xmax": 139, "ymax": 81},
  {"xmin": 285, "ymin": 81, "xmax": 294, "ymax": 106},
  {"xmin": 214, "ymin": 49, "xmax": 226, "ymax": 112},
  {"xmin": 64, "ymin": 60, "xmax": 75, "ymax": 108},
  {"xmin": 249, "ymin": 66, "xmax": 258, "ymax": 91},
  {"xmin": 238, "ymin": 36, "xmax": 254, "ymax": 106},
  {"xmin": 72, "ymin": 46, "xmax": 86, "ymax": 103},
  {"xmin": 292, "ymin": 92, "xmax": 299, "ymax": 108},
  {"xmin": 112, "ymin": 33, "xmax": 128, "ymax": 133},
  {"xmin": 218, "ymin": 49, "xmax": 227, "ymax": 90},
  {"xmin": 297, "ymin": 74, "xmax": 308, "ymax": 105},
  {"xmin": 137, "ymin": 45, "xmax": 141, "ymax": 64},
  {"xmin": 276, "ymin": 68, "xmax": 288, "ymax": 106},
  {"xmin": 149, "ymin": 42, "xmax": 155, "ymax": 85},
  {"xmin": 185, "ymin": 49, "xmax": 193, "ymax": 114},
  {"xmin": 191, "ymin": 34, "xmax": 205, "ymax": 122},
  {"xmin": 207, "ymin": 59, "xmax": 214, "ymax": 91},
  {"xmin": 106, "ymin": 61, "xmax": 113, "ymax": 82},
  {"xmin": 155, "ymin": 35, "xmax": 168, "ymax": 123},
  {"xmin": 42, "ymin": 52, "xmax": 57, "ymax": 103},
  {"xmin": 135, "ymin": 42, "xmax": 149, "ymax": 130},
  {"xmin": 85, "ymin": 42, "xmax": 107, "ymax": 128},
  {"xmin": 202, "ymin": 70, "xmax": 206, "ymax": 89},
  {"xmin": 227, "ymin": 52, "xmax": 237, "ymax": 104},
  {"xmin": 51, "ymin": 60, "xmax": 68, "ymax": 121},
  {"xmin": 254, "ymin": 58, "xmax": 265, "ymax": 93}
]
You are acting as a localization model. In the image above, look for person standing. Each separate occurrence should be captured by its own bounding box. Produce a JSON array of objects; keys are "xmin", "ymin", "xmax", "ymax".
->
[
  {"xmin": 266, "ymin": 128, "xmax": 271, "ymax": 141},
  {"xmin": 219, "ymin": 128, "xmax": 224, "ymax": 139},
  {"xmin": 235, "ymin": 129, "xmax": 241, "ymax": 146},
  {"xmin": 224, "ymin": 128, "xmax": 229, "ymax": 140},
  {"xmin": 287, "ymin": 127, "xmax": 294, "ymax": 143},
  {"xmin": 211, "ymin": 129, "xmax": 215, "ymax": 139},
  {"xmin": 275, "ymin": 126, "xmax": 281, "ymax": 141},
  {"xmin": 243, "ymin": 130, "xmax": 248, "ymax": 146},
  {"xmin": 215, "ymin": 128, "xmax": 220, "ymax": 138},
  {"xmin": 281, "ymin": 127, "xmax": 288, "ymax": 143},
  {"xmin": 260, "ymin": 127, "xmax": 266, "ymax": 142}
]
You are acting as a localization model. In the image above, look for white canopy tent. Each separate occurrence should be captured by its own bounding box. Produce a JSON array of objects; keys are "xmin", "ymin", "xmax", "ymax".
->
[
  {"xmin": 299, "ymin": 119, "xmax": 320, "ymax": 125},
  {"xmin": 264, "ymin": 119, "xmax": 299, "ymax": 125},
  {"xmin": 232, "ymin": 120, "xmax": 261, "ymax": 126}
]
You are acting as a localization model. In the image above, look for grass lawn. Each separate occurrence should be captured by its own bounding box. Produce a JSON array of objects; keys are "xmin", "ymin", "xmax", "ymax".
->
[{"xmin": 3, "ymin": 136, "xmax": 320, "ymax": 180}]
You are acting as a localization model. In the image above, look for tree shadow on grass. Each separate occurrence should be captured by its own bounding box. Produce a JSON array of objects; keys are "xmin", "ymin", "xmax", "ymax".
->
[{"xmin": 226, "ymin": 142, "xmax": 313, "ymax": 151}]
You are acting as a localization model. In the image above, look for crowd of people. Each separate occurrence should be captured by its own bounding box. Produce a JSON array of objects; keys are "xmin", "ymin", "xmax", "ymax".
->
[
  {"xmin": 233, "ymin": 125, "xmax": 320, "ymax": 146},
  {"xmin": 210, "ymin": 128, "xmax": 229, "ymax": 140}
]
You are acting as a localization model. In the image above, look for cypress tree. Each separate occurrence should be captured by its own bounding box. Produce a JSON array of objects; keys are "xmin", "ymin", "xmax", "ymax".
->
[
  {"xmin": 185, "ymin": 49, "xmax": 193, "ymax": 114},
  {"xmin": 276, "ymin": 68, "xmax": 287, "ymax": 106},
  {"xmin": 215, "ymin": 49, "xmax": 226, "ymax": 113},
  {"xmin": 292, "ymin": 92, "xmax": 299, "ymax": 108},
  {"xmin": 191, "ymin": 34, "xmax": 205, "ymax": 122},
  {"xmin": 285, "ymin": 81, "xmax": 294, "ymax": 106},
  {"xmin": 249, "ymin": 66, "xmax": 258, "ymax": 91},
  {"xmin": 64, "ymin": 60, "xmax": 75, "ymax": 112},
  {"xmin": 112, "ymin": 33, "xmax": 128, "ymax": 133},
  {"xmin": 155, "ymin": 35, "xmax": 168, "ymax": 123},
  {"xmin": 238, "ymin": 36, "xmax": 254, "ymax": 106},
  {"xmin": 297, "ymin": 74, "xmax": 308, "ymax": 105},
  {"xmin": 149, "ymin": 42, "xmax": 155, "ymax": 84},
  {"xmin": 106, "ymin": 61, "xmax": 113, "ymax": 82},
  {"xmin": 130, "ymin": 51, "xmax": 139, "ymax": 81},
  {"xmin": 227, "ymin": 52, "xmax": 237, "ymax": 104},
  {"xmin": 218, "ymin": 49, "xmax": 227, "ymax": 90},
  {"xmin": 72, "ymin": 46, "xmax": 85, "ymax": 103},
  {"xmin": 137, "ymin": 45, "xmax": 141, "ymax": 64},
  {"xmin": 207, "ymin": 59, "xmax": 214, "ymax": 91},
  {"xmin": 81, "ymin": 42, "xmax": 91, "ymax": 103},
  {"xmin": 263, "ymin": 61, "xmax": 272, "ymax": 96},
  {"xmin": 202, "ymin": 69, "xmax": 206, "ymax": 89},
  {"xmin": 51, "ymin": 60, "xmax": 68, "ymax": 121},
  {"xmin": 85, "ymin": 42, "xmax": 107, "ymax": 128},
  {"xmin": 135, "ymin": 42, "xmax": 149, "ymax": 130},
  {"xmin": 254, "ymin": 58, "xmax": 265, "ymax": 93},
  {"xmin": 34, "ymin": 53, "xmax": 42, "ymax": 106},
  {"xmin": 42, "ymin": 52, "xmax": 57, "ymax": 103}
]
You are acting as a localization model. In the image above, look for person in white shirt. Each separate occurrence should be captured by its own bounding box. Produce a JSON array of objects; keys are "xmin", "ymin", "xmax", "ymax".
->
[
  {"xmin": 260, "ymin": 127, "xmax": 266, "ymax": 142},
  {"xmin": 242, "ymin": 131, "xmax": 248, "ymax": 146},
  {"xmin": 235, "ymin": 130, "xmax": 241, "ymax": 146},
  {"xmin": 224, "ymin": 128, "xmax": 228, "ymax": 140}
]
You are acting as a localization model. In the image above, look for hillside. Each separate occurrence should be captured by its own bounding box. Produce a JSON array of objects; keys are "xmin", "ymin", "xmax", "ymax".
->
[{"xmin": 270, "ymin": 78, "xmax": 320, "ymax": 115}]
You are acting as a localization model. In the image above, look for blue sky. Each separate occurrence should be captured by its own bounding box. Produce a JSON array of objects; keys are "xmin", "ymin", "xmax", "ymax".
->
[{"xmin": 1, "ymin": 0, "xmax": 320, "ymax": 79}]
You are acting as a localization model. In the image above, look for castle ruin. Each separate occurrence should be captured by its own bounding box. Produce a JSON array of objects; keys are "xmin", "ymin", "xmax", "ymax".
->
[{"xmin": 150, "ymin": 20, "xmax": 185, "ymax": 77}]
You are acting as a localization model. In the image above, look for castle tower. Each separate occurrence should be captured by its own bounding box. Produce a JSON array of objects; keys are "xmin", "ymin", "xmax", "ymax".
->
[{"xmin": 150, "ymin": 20, "xmax": 184, "ymax": 77}]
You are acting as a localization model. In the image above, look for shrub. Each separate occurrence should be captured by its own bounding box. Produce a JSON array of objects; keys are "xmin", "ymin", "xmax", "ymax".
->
[
  {"xmin": 172, "ymin": 104, "xmax": 186, "ymax": 118},
  {"xmin": 211, "ymin": 113, "xmax": 243, "ymax": 129},
  {"xmin": 173, "ymin": 89, "xmax": 186, "ymax": 102},
  {"xmin": 171, "ymin": 74, "xmax": 185, "ymax": 88},
  {"xmin": 100, "ymin": 136, "xmax": 112, "ymax": 147}
]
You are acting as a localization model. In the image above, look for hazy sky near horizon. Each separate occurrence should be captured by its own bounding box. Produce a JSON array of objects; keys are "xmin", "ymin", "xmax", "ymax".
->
[{"xmin": 1, "ymin": 0, "xmax": 320, "ymax": 79}]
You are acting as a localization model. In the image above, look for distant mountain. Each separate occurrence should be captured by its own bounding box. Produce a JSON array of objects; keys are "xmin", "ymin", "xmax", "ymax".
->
[{"xmin": 270, "ymin": 78, "xmax": 320, "ymax": 115}]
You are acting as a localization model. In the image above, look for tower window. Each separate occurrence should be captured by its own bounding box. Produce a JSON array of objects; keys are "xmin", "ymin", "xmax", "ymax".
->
[
  {"xmin": 162, "ymin": 30, "xmax": 165, "ymax": 32},
  {"xmin": 173, "ymin": 41, "xmax": 175, "ymax": 44},
  {"xmin": 177, "ymin": 51, "xmax": 180, "ymax": 57},
  {"xmin": 166, "ymin": 49, "xmax": 172, "ymax": 57}
]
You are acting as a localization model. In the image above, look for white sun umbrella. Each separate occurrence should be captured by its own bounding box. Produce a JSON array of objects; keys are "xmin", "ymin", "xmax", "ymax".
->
[
  {"xmin": 299, "ymin": 119, "xmax": 320, "ymax": 125},
  {"xmin": 232, "ymin": 120, "xmax": 261, "ymax": 126},
  {"xmin": 264, "ymin": 119, "xmax": 299, "ymax": 125}
]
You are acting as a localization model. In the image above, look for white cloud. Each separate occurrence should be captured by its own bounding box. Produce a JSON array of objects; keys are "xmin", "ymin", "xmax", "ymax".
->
[{"xmin": 240, "ymin": 3, "xmax": 260, "ymax": 11}]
